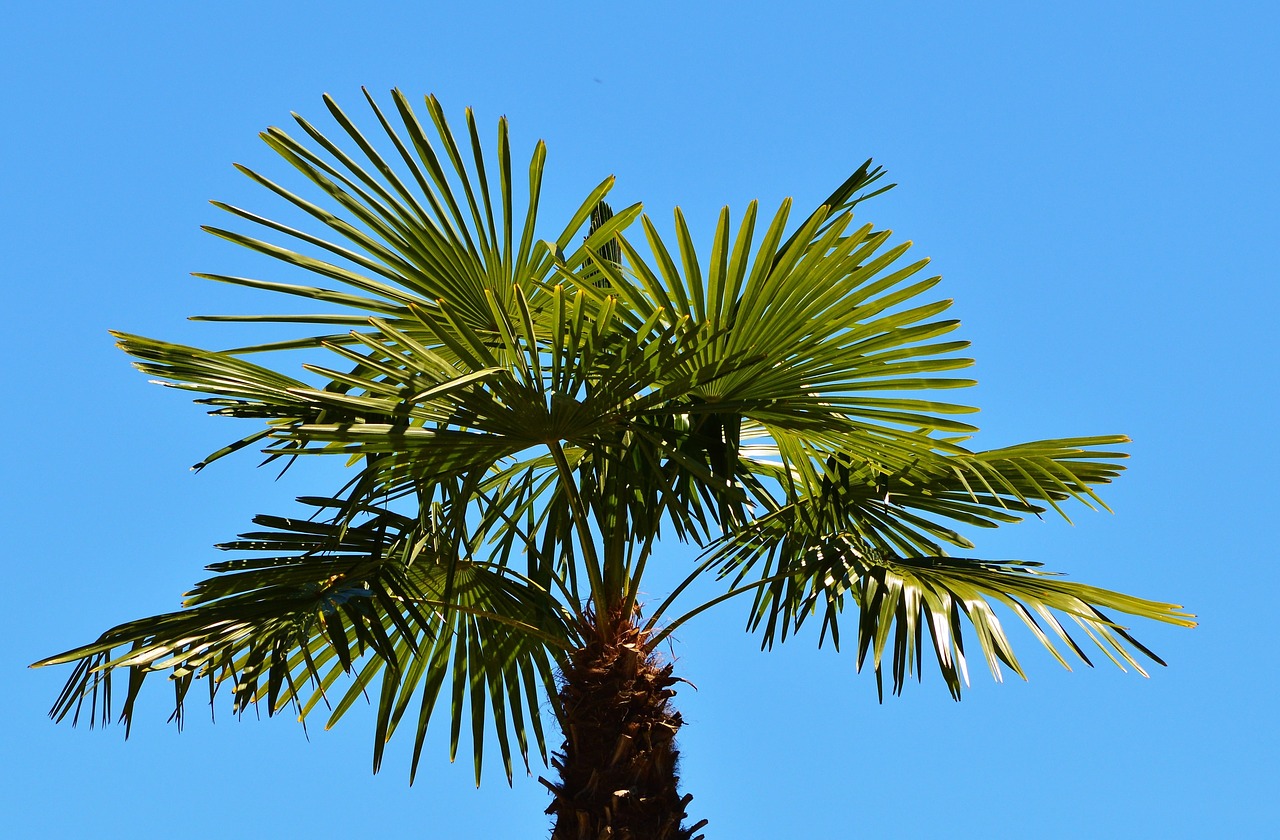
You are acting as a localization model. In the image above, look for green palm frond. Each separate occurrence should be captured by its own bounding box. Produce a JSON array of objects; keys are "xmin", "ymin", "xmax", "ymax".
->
[
  {"xmin": 778, "ymin": 434, "xmax": 1132, "ymax": 555},
  {"xmin": 841, "ymin": 547, "xmax": 1190, "ymax": 701},
  {"xmin": 679, "ymin": 471, "xmax": 1192, "ymax": 699},
  {"xmin": 34, "ymin": 496, "xmax": 575, "ymax": 784},
  {"xmin": 188, "ymin": 86, "xmax": 618, "ymax": 356},
  {"xmin": 564, "ymin": 198, "xmax": 980, "ymax": 520}
]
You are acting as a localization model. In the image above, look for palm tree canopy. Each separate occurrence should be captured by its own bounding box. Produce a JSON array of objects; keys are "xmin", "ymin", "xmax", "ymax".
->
[{"xmin": 33, "ymin": 89, "xmax": 1193, "ymax": 785}]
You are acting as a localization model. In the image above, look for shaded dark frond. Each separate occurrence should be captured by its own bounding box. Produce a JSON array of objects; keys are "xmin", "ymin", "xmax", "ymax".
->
[
  {"xmin": 699, "ymin": 509, "xmax": 1193, "ymax": 700},
  {"xmin": 33, "ymin": 496, "xmax": 576, "ymax": 783}
]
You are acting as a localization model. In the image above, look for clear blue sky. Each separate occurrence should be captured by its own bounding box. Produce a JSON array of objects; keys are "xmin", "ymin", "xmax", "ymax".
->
[{"xmin": 4, "ymin": 2, "xmax": 1276, "ymax": 837}]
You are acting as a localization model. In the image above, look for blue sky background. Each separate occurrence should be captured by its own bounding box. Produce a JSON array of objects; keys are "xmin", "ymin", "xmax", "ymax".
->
[{"xmin": 4, "ymin": 2, "xmax": 1277, "ymax": 837}]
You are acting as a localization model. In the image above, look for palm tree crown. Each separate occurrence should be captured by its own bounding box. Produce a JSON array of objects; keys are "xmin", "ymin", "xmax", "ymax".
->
[{"xmin": 35, "ymin": 89, "xmax": 1192, "ymax": 836}]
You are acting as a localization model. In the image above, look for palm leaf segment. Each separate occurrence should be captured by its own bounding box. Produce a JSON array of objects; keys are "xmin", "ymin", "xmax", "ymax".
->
[
  {"xmin": 42, "ymin": 496, "xmax": 571, "ymax": 782},
  {"xmin": 35, "ymin": 90, "xmax": 1192, "ymax": 782}
]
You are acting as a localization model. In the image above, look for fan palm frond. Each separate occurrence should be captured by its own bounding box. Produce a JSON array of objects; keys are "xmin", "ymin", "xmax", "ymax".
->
[{"xmin": 34, "ymin": 495, "xmax": 575, "ymax": 784}]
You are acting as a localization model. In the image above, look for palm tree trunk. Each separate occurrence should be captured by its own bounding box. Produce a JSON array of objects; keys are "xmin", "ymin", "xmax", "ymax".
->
[{"xmin": 542, "ymin": 618, "xmax": 706, "ymax": 839}]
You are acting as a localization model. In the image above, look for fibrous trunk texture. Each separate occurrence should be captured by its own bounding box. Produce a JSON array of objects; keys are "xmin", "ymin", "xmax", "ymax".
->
[{"xmin": 543, "ymin": 620, "xmax": 705, "ymax": 840}]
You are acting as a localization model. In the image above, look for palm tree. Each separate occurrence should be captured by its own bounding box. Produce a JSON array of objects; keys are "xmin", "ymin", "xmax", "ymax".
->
[{"xmin": 33, "ymin": 89, "xmax": 1194, "ymax": 839}]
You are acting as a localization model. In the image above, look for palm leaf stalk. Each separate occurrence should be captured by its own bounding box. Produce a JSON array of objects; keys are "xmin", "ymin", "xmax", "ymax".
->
[{"xmin": 33, "ymin": 89, "xmax": 1193, "ymax": 840}]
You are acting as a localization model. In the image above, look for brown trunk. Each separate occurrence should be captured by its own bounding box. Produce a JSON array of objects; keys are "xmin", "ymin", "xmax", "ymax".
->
[{"xmin": 542, "ymin": 619, "xmax": 706, "ymax": 839}]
